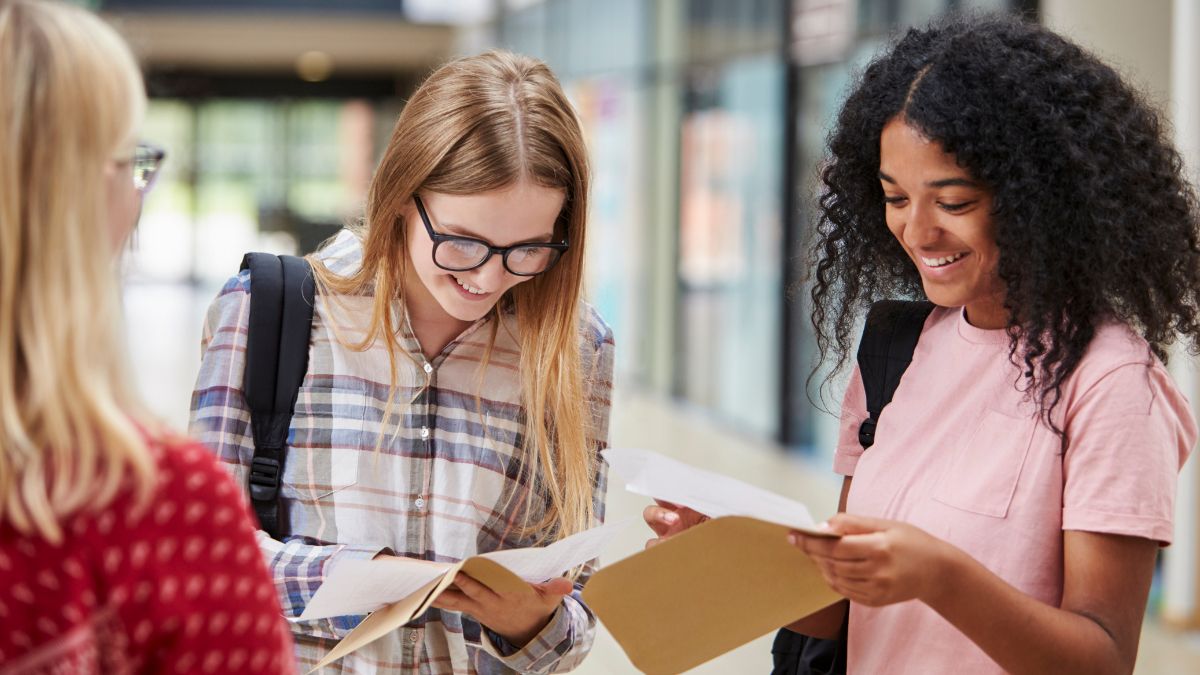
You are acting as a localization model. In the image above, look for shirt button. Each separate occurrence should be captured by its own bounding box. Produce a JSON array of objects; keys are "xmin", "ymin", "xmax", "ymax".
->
[
  {"xmin": 409, "ymin": 632, "xmax": 419, "ymax": 643},
  {"xmin": 420, "ymin": 427, "xmax": 430, "ymax": 439},
  {"xmin": 414, "ymin": 497, "xmax": 426, "ymax": 510},
  {"xmin": 423, "ymin": 363, "xmax": 433, "ymax": 374}
]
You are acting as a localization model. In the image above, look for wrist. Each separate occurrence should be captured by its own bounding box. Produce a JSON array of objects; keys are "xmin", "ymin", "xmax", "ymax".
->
[
  {"xmin": 493, "ymin": 605, "xmax": 560, "ymax": 648},
  {"xmin": 920, "ymin": 539, "xmax": 969, "ymax": 609}
]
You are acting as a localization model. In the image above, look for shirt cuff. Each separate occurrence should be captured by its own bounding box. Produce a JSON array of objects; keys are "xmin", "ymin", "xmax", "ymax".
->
[
  {"xmin": 832, "ymin": 446, "xmax": 862, "ymax": 476},
  {"xmin": 328, "ymin": 544, "xmax": 394, "ymax": 574},
  {"xmin": 479, "ymin": 600, "xmax": 575, "ymax": 672},
  {"xmin": 1062, "ymin": 507, "xmax": 1175, "ymax": 546},
  {"xmin": 313, "ymin": 544, "xmax": 392, "ymax": 639}
]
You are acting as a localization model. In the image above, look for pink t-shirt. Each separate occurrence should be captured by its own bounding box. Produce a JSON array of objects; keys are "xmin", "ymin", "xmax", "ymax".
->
[{"xmin": 834, "ymin": 307, "xmax": 1196, "ymax": 675}]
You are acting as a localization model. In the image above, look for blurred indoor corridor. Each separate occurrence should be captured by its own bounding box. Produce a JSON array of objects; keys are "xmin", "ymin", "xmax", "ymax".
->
[{"xmin": 124, "ymin": 281, "xmax": 1200, "ymax": 674}]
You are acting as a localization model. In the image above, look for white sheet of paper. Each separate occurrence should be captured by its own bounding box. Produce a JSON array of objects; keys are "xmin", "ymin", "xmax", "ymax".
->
[
  {"xmin": 298, "ymin": 519, "xmax": 631, "ymax": 622},
  {"xmin": 479, "ymin": 519, "xmax": 630, "ymax": 581},
  {"xmin": 602, "ymin": 448, "xmax": 819, "ymax": 531},
  {"xmin": 299, "ymin": 557, "xmax": 450, "ymax": 621}
]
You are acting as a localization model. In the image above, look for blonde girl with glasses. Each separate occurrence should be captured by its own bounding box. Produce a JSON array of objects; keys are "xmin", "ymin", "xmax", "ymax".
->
[
  {"xmin": 0, "ymin": 1, "xmax": 293, "ymax": 673},
  {"xmin": 190, "ymin": 50, "xmax": 615, "ymax": 674}
]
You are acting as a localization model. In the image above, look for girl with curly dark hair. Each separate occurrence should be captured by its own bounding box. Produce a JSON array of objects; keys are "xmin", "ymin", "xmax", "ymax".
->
[{"xmin": 777, "ymin": 12, "xmax": 1200, "ymax": 675}]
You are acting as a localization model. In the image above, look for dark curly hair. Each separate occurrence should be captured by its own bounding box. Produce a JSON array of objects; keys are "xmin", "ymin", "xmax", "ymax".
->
[{"xmin": 809, "ymin": 12, "xmax": 1200, "ymax": 432}]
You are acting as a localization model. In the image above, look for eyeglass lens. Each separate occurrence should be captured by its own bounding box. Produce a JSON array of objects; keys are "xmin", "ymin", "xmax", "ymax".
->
[
  {"xmin": 435, "ymin": 239, "xmax": 560, "ymax": 275},
  {"xmin": 133, "ymin": 143, "xmax": 165, "ymax": 193}
]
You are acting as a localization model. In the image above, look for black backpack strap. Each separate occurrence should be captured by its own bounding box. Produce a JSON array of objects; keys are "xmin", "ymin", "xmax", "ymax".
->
[
  {"xmin": 855, "ymin": 300, "xmax": 935, "ymax": 449},
  {"xmin": 240, "ymin": 253, "xmax": 315, "ymax": 540}
]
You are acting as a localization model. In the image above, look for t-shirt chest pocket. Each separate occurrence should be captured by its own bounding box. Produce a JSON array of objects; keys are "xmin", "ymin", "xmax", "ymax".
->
[
  {"xmin": 932, "ymin": 409, "xmax": 1037, "ymax": 518},
  {"xmin": 282, "ymin": 386, "xmax": 366, "ymax": 500}
]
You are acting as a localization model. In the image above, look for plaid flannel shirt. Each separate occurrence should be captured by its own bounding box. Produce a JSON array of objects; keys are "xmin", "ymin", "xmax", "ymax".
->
[{"xmin": 189, "ymin": 230, "xmax": 614, "ymax": 674}]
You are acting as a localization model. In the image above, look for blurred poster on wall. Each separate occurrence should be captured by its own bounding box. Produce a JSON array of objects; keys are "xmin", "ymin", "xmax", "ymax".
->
[
  {"xmin": 677, "ymin": 57, "xmax": 783, "ymax": 439},
  {"xmin": 569, "ymin": 76, "xmax": 647, "ymax": 379}
]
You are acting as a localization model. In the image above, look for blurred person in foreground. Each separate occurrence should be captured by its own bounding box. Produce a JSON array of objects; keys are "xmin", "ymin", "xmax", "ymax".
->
[
  {"xmin": 0, "ymin": 1, "xmax": 293, "ymax": 672},
  {"xmin": 646, "ymin": 12, "xmax": 1198, "ymax": 675},
  {"xmin": 189, "ymin": 50, "xmax": 614, "ymax": 673}
]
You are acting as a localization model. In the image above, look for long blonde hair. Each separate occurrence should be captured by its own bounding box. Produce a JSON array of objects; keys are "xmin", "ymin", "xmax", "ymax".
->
[
  {"xmin": 311, "ymin": 51, "xmax": 596, "ymax": 541},
  {"xmin": 0, "ymin": 0, "xmax": 155, "ymax": 544}
]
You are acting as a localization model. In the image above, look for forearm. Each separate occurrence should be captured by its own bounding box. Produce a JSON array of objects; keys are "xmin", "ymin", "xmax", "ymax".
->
[
  {"xmin": 928, "ymin": 548, "xmax": 1131, "ymax": 675},
  {"xmin": 782, "ymin": 599, "xmax": 847, "ymax": 639}
]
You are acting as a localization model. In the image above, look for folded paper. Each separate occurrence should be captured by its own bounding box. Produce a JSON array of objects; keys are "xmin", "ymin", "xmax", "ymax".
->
[
  {"xmin": 303, "ymin": 519, "xmax": 629, "ymax": 671},
  {"xmin": 602, "ymin": 447, "xmax": 836, "ymax": 535},
  {"xmin": 582, "ymin": 448, "xmax": 843, "ymax": 674}
]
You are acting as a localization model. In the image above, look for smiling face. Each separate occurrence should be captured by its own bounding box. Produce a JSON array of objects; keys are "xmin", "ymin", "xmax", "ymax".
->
[
  {"xmin": 404, "ymin": 182, "xmax": 566, "ymax": 325},
  {"xmin": 879, "ymin": 117, "xmax": 1007, "ymax": 328}
]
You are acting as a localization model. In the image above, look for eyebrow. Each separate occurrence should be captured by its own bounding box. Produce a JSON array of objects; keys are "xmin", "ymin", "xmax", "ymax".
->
[
  {"xmin": 440, "ymin": 222, "xmax": 556, "ymax": 245},
  {"xmin": 878, "ymin": 171, "xmax": 981, "ymax": 189}
]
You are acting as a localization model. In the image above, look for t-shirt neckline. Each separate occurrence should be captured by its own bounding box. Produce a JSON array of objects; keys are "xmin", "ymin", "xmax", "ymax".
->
[{"xmin": 955, "ymin": 306, "xmax": 1010, "ymax": 345}]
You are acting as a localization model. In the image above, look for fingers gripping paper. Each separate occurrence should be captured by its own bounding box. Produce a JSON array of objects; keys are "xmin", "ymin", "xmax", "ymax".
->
[
  {"xmin": 601, "ymin": 447, "xmax": 834, "ymax": 534},
  {"xmin": 300, "ymin": 520, "xmax": 629, "ymax": 671},
  {"xmin": 583, "ymin": 449, "xmax": 843, "ymax": 675}
]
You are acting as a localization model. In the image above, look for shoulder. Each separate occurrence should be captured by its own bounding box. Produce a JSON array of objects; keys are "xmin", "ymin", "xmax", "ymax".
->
[
  {"xmin": 53, "ymin": 432, "xmax": 257, "ymax": 571},
  {"xmin": 1063, "ymin": 322, "xmax": 1190, "ymax": 422},
  {"xmin": 577, "ymin": 300, "xmax": 614, "ymax": 353},
  {"xmin": 1068, "ymin": 322, "xmax": 1158, "ymax": 393},
  {"xmin": 138, "ymin": 433, "xmax": 256, "ymax": 536},
  {"xmin": 211, "ymin": 268, "xmax": 252, "ymax": 306},
  {"xmin": 215, "ymin": 227, "xmax": 363, "ymax": 305},
  {"xmin": 313, "ymin": 227, "xmax": 366, "ymax": 277},
  {"xmin": 203, "ymin": 268, "xmax": 253, "ymax": 333}
]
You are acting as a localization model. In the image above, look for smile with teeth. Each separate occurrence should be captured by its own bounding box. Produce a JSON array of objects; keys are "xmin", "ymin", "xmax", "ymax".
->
[
  {"xmin": 453, "ymin": 276, "xmax": 489, "ymax": 295},
  {"xmin": 920, "ymin": 252, "xmax": 968, "ymax": 268}
]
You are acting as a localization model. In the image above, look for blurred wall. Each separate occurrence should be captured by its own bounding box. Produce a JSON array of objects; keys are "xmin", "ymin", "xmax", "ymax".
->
[{"xmin": 1041, "ymin": 0, "xmax": 1172, "ymax": 106}]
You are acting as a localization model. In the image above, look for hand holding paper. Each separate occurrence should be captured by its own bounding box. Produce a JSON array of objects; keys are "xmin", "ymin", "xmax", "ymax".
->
[
  {"xmin": 431, "ymin": 572, "xmax": 573, "ymax": 647},
  {"xmin": 300, "ymin": 520, "xmax": 626, "ymax": 622},
  {"xmin": 642, "ymin": 499, "xmax": 709, "ymax": 549},
  {"xmin": 300, "ymin": 519, "xmax": 629, "ymax": 672},
  {"xmin": 793, "ymin": 512, "xmax": 953, "ymax": 608},
  {"xmin": 604, "ymin": 447, "xmax": 838, "ymax": 536},
  {"xmin": 583, "ymin": 448, "xmax": 844, "ymax": 675}
]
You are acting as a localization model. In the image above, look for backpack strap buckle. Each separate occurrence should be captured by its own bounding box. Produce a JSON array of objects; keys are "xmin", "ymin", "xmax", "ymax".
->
[
  {"xmin": 248, "ymin": 454, "xmax": 282, "ymax": 502},
  {"xmin": 857, "ymin": 418, "xmax": 878, "ymax": 449}
]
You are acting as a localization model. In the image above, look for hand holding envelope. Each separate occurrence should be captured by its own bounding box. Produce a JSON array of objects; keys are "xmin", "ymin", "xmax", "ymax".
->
[
  {"xmin": 603, "ymin": 447, "xmax": 839, "ymax": 534},
  {"xmin": 298, "ymin": 519, "xmax": 629, "ymax": 672},
  {"xmin": 293, "ymin": 448, "xmax": 841, "ymax": 674},
  {"xmin": 642, "ymin": 499, "xmax": 709, "ymax": 549},
  {"xmin": 428, "ymin": 570, "xmax": 574, "ymax": 647},
  {"xmin": 582, "ymin": 448, "xmax": 844, "ymax": 675}
]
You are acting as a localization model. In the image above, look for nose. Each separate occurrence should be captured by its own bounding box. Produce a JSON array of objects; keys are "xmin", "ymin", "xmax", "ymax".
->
[
  {"xmin": 473, "ymin": 254, "xmax": 510, "ymax": 289},
  {"xmin": 901, "ymin": 202, "xmax": 941, "ymax": 251}
]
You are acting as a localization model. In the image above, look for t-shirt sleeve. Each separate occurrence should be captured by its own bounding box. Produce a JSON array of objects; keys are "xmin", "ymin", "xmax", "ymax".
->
[
  {"xmin": 1062, "ymin": 362, "xmax": 1197, "ymax": 545},
  {"xmin": 833, "ymin": 365, "xmax": 870, "ymax": 477}
]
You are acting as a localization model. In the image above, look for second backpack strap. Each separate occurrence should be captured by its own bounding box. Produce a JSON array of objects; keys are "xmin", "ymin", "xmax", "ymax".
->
[
  {"xmin": 854, "ymin": 300, "xmax": 935, "ymax": 449},
  {"xmin": 241, "ymin": 252, "xmax": 315, "ymax": 540}
]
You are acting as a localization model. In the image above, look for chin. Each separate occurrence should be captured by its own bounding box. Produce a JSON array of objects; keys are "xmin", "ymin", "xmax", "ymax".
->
[{"xmin": 439, "ymin": 297, "xmax": 497, "ymax": 322}]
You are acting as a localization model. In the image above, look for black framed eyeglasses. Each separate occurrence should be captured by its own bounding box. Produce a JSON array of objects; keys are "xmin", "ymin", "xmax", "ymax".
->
[
  {"xmin": 412, "ymin": 194, "xmax": 568, "ymax": 277},
  {"xmin": 131, "ymin": 141, "xmax": 166, "ymax": 193}
]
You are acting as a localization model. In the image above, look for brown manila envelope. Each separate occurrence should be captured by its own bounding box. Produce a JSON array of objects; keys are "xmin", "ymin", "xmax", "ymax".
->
[
  {"xmin": 297, "ymin": 520, "xmax": 629, "ymax": 672},
  {"xmin": 581, "ymin": 448, "xmax": 843, "ymax": 675}
]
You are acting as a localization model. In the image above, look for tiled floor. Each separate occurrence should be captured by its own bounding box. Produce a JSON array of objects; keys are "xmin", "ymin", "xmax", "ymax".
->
[{"xmin": 126, "ymin": 282, "xmax": 1200, "ymax": 674}]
